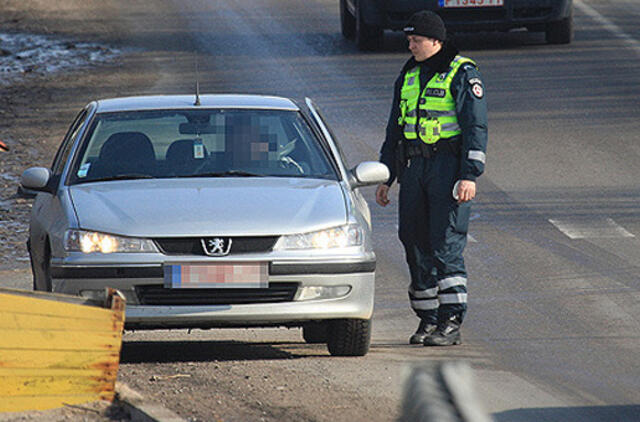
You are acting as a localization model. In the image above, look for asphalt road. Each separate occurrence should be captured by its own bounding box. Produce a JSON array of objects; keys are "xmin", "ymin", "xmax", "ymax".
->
[
  {"xmin": 139, "ymin": 0, "xmax": 640, "ymax": 417},
  {"xmin": 8, "ymin": 0, "xmax": 640, "ymax": 420}
]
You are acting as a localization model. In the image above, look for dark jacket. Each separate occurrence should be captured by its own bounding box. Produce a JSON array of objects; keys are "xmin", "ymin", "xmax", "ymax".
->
[{"xmin": 379, "ymin": 41, "xmax": 488, "ymax": 185}]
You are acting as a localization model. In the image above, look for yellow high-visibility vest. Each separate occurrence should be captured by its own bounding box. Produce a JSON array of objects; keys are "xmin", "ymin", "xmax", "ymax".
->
[{"xmin": 398, "ymin": 55, "xmax": 475, "ymax": 144}]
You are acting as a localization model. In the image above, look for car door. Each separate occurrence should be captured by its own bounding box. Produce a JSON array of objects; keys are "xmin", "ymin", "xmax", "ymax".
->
[{"xmin": 30, "ymin": 107, "xmax": 92, "ymax": 265}]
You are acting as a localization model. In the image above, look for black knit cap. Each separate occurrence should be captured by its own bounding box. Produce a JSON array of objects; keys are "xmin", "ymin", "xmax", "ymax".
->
[{"xmin": 403, "ymin": 10, "xmax": 446, "ymax": 41}]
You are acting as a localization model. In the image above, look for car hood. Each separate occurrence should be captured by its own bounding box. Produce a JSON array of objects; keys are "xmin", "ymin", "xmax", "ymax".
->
[{"xmin": 68, "ymin": 178, "xmax": 347, "ymax": 237}]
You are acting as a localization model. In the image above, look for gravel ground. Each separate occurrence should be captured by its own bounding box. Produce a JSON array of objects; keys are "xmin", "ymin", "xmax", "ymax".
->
[
  {"xmin": 117, "ymin": 328, "xmax": 402, "ymax": 422},
  {"xmin": 0, "ymin": 401, "xmax": 129, "ymax": 422}
]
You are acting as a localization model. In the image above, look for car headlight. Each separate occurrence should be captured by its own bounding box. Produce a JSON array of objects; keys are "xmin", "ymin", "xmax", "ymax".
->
[
  {"xmin": 64, "ymin": 229, "xmax": 157, "ymax": 253},
  {"xmin": 273, "ymin": 224, "xmax": 363, "ymax": 250}
]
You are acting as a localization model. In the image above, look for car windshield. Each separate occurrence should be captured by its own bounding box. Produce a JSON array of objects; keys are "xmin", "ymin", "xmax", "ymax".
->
[{"xmin": 69, "ymin": 109, "xmax": 338, "ymax": 184}]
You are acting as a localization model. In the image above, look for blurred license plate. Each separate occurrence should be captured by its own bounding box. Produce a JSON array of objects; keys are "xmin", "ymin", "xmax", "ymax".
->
[
  {"xmin": 441, "ymin": 0, "xmax": 503, "ymax": 7},
  {"xmin": 164, "ymin": 262, "xmax": 268, "ymax": 288}
]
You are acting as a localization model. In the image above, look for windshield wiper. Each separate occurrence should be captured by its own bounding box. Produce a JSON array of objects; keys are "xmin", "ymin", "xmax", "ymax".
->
[
  {"xmin": 87, "ymin": 174, "xmax": 155, "ymax": 183},
  {"xmin": 182, "ymin": 170, "xmax": 266, "ymax": 178}
]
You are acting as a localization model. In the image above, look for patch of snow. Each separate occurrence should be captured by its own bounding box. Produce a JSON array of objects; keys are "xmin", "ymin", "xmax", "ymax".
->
[
  {"xmin": 0, "ymin": 172, "xmax": 20, "ymax": 182},
  {"xmin": 0, "ymin": 32, "xmax": 121, "ymax": 85}
]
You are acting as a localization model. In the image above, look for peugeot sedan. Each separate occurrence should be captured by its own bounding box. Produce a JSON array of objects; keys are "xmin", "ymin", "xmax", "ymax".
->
[{"xmin": 20, "ymin": 94, "xmax": 389, "ymax": 356}]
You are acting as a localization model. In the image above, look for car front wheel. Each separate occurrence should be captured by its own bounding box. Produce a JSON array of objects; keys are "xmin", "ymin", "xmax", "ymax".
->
[
  {"xmin": 355, "ymin": 0, "xmax": 383, "ymax": 51},
  {"xmin": 30, "ymin": 240, "xmax": 52, "ymax": 292},
  {"xmin": 327, "ymin": 318, "xmax": 371, "ymax": 356},
  {"xmin": 340, "ymin": 0, "xmax": 356, "ymax": 39},
  {"xmin": 545, "ymin": 14, "xmax": 573, "ymax": 44}
]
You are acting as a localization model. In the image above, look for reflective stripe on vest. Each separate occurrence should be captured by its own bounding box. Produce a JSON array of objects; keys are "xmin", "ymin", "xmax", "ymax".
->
[{"xmin": 398, "ymin": 55, "xmax": 475, "ymax": 144}]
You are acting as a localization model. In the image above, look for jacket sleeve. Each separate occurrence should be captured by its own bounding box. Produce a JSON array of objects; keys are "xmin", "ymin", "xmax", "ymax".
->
[
  {"xmin": 452, "ymin": 63, "xmax": 488, "ymax": 181},
  {"xmin": 379, "ymin": 74, "xmax": 404, "ymax": 186}
]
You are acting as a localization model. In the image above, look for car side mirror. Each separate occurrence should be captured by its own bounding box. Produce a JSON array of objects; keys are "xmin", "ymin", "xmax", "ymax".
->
[
  {"xmin": 20, "ymin": 167, "xmax": 54, "ymax": 196},
  {"xmin": 350, "ymin": 161, "xmax": 390, "ymax": 188}
]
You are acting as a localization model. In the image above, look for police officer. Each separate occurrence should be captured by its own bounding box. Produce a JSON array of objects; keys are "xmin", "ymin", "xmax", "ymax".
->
[{"xmin": 375, "ymin": 10, "xmax": 487, "ymax": 346}]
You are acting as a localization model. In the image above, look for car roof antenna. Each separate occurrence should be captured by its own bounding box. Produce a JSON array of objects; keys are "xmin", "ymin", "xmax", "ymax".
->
[{"xmin": 194, "ymin": 53, "xmax": 201, "ymax": 106}]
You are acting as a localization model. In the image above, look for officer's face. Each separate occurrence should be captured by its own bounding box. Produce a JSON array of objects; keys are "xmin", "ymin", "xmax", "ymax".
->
[{"xmin": 407, "ymin": 35, "xmax": 442, "ymax": 62}]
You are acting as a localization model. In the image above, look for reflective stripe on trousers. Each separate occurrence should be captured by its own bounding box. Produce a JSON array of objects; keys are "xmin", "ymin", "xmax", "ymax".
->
[{"xmin": 409, "ymin": 278, "xmax": 468, "ymax": 312}]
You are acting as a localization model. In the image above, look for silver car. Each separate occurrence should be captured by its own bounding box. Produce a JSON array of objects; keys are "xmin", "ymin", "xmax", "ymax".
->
[{"xmin": 20, "ymin": 94, "xmax": 389, "ymax": 356}]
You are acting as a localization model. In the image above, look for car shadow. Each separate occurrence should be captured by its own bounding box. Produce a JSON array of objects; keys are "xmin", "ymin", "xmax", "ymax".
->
[
  {"xmin": 120, "ymin": 340, "xmax": 328, "ymax": 363},
  {"xmin": 378, "ymin": 29, "xmax": 550, "ymax": 53}
]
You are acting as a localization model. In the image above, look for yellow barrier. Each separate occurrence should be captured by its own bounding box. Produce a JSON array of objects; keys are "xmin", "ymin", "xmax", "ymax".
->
[{"xmin": 0, "ymin": 287, "xmax": 125, "ymax": 412}]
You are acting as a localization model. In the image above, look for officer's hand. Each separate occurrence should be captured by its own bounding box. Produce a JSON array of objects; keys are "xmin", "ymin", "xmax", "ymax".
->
[
  {"xmin": 457, "ymin": 180, "xmax": 476, "ymax": 203},
  {"xmin": 376, "ymin": 184, "xmax": 390, "ymax": 207}
]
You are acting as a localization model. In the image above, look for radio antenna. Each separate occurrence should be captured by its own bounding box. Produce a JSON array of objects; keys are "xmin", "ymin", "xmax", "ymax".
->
[{"xmin": 194, "ymin": 53, "xmax": 201, "ymax": 106}]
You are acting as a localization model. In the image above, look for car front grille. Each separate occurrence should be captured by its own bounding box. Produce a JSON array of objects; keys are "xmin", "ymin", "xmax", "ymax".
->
[
  {"xmin": 134, "ymin": 282, "xmax": 299, "ymax": 306},
  {"xmin": 153, "ymin": 237, "xmax": 278, "ymax": 256}
]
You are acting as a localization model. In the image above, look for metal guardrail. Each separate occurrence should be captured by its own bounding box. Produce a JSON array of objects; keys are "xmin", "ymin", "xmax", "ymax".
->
[{"xmin": 398, "ymin": 361, "xmax": 494, "ymax": 422}]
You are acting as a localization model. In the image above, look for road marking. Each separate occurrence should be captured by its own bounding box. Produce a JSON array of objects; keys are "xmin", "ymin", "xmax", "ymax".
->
[
  {"xmin": 575, "ymin": 0, "xmax": 640, "ymax": 58},
  {"xmin": 549, "ymin": 218, "xmax": 635, "ymax": 240}
]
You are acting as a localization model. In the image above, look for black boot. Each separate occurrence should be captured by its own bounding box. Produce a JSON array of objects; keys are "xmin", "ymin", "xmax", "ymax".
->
[
  {"xmin": 423, "ymin": 316, "xmax": 461, "ymax": 346},
  {"xmin": 409, "ymin": 320, "xmax": 437, "ymax": 345}
]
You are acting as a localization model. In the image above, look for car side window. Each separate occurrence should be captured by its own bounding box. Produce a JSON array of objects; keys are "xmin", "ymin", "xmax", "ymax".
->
[{"xmin": 51, "ymin": 109, "xmax": 89, "ymax": 175}]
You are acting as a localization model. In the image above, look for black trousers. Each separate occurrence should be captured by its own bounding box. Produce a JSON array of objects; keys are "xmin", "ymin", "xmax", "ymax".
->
[{"xmin": 398, "ymin": 153, "xmax": 470, "ymax": 324}]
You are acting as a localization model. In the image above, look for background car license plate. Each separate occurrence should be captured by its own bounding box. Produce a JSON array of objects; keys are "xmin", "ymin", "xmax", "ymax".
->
[
  {"xmin": 441, "ymin": 0, "xmax": 503, "ymax": 7},
  {"xmin": 164, "ymin": 262, "xmax": 268, "ymax": 288}
]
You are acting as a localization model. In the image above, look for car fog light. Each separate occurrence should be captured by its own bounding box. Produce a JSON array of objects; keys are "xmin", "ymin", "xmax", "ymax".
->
[
  {"xmin": 295, "ymin": 285, "xmax": 351, "ymax": 301},
  {"xmin": 79, "ymin": 289, "xmax": 106, "ymax": 301},
  {"xmin": 81, "ymin": 289, "xmax": 136, "ymax": 304}
]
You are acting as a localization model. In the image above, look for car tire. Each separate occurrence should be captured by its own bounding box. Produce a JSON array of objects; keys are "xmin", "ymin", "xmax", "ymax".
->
[
  {"xmin": 327, "ymin": 318, "xmax": 371, "ymax": 356},
  {"xmin": 302, "ymin": 322, "xmax": 328, "ymax": 344},
  {"xmin": 355, "ymin": 0, "xmax": 383, "ymax": 51},
  {"xmin": 340, "ymin": 0, "xmax": 356, "ymax": 39},
  {"xmin": 545, "ymin": 13, "xmax": 573, "ymax": 44},
  {"xmin": 31, "ymin": 241, "xmax": 52, "ymax": 292}
]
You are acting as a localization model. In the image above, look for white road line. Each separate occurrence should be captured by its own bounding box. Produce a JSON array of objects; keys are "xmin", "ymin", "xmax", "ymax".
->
[
  {"xmin": 575, "ymin": 0, "xmax": 640, "ymax": 58},
  {"xmin": 549, "ymin": 218, "xmax": 635, "ymax": 240}
]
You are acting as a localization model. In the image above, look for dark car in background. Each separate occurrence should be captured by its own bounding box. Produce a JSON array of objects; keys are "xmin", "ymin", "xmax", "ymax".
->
[{"xmin": 341, "ymin": 0, "xmax": 574, "ymax": 50}]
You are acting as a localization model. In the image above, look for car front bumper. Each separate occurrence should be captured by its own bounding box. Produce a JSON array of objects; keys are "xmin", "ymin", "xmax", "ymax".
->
[{"xmin": 51, "ymin": 259, "xmax": 376, "ymax": 330}]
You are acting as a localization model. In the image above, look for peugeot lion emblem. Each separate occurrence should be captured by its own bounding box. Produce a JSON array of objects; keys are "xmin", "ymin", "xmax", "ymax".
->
[{"xmin": 201, "ymin": 237, "xmax": 232, "ymax": 256}]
